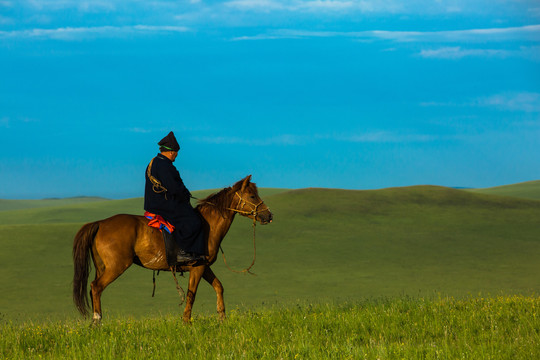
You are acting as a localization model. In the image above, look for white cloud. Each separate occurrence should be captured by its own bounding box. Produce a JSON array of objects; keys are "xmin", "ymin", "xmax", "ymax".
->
[
  {"xmin": 128, "ymin": 128, "xmax": 153, "ymax": 133},
  {"xmin": 422, "ymin": 92, "xmax": 540, "ymax": 113},
  {"xmin": 194, "ymin": 134, "xmax": 312, "ymax": 146},
  {"xmin": 420, "ymin": 45, "xmax": 540, "ymax": 60},
  {"xmin": 225, "ymin": 0, "xmax": 287, "ymax": 11},
  {"xmin": 0, "ymin": 117, "xmax": 9, "ymax": 128},
  {"xmin": 0, "ymin": 25, "xmax": 191, "ymax": 40},
  {"xmin": 194, "ymin": 131, "xmax": 440, "ymax": 145},
  {"xmin": 77, "ymin": 1, "xmax": 116, "ymax": 13},
  {"xmin": 223, "ymin": 0, "xmax": 413, "ymax": 14},
  {"xmin": 297, "ymin": 1, "xmax": 357, "ymax": 11},
  {"xmin": 419, "ymin": 46, "xmax": 512, "ymax": 59},
  {"xmin": 477, "ymin": 92, "xmax": 540, "ymax": 112},
  {"xmin": 24, "ymin": 0, "xmax": 75, "ymax": 11},
  {"xmin": 0, "ymin": 116, "xmax": 40, "ymax": 127},
  {"xmin": 338, "ymin": 131, "xmax": 439, "ymax": 143},
  {"xmin": 0, "ymin": 15, "xmax": 13, "ymax": 25},
  {"xmin": 234, "ymin": 24, "xmax": 540, "ymax": 42}
]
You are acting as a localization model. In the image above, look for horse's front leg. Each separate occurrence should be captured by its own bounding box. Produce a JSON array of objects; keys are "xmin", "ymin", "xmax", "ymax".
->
[
  {"xmin": 203, "ymin": 267, "xmax": 225, "ymax": 320},
  {"xmin": 183, "ymin": 266, "xmax": 204, "ymax": 323}
]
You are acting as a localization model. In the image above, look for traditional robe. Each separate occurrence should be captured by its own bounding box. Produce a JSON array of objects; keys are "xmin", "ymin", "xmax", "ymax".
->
[{"xmin": 144, "ymin": 153, "xmax": 205, "ymax": 255}]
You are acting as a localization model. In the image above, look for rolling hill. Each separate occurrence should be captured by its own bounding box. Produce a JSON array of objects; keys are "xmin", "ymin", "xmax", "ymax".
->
[
  {"xmin": 467, "ymin": 180, "xmax": 540, "ymax": 200},
  {"xmin": 0, "ymin": 196, "xmax": 108, "ymax": 212},
  {"xmin": 0, "ymin": 182, "xmax": 539, "ymax": 323}
]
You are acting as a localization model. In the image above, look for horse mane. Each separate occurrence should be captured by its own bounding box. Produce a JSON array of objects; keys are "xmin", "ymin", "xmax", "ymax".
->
[
  {"xmin": 196, "ymin": 178, "xmax": 258, "ymax": 216},
  {"xmin": 196, "ymin": 186, "xmax": 234, "ymax": 215}
]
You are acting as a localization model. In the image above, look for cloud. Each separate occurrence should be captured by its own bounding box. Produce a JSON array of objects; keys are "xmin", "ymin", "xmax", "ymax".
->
[
  {"xmin": 194, "ymin": 131, "xmax": 440, "ymax": 146},
  {"xmin": 128, "ymin": 128, "xmax": 154, "ymax": 134},
  {"xmin": 476, "ymin": 92, "xmax": 540, "ymax": 112},
  {"xmin": 225, "ymin": 0, "xmax": 287, "ymax": 11},
  {"xmin": 337, "ymin": 131, "xmax": 439, "ymax": 143},
  {"xmin": 0, "ymin": 117, "xmax": 9, "ymax": 128},
  {"xmin": 419, "ymin": 46, "xmax": 540, "ymax": 60},
  {"xmin": 419, "ymin": 46, "xmax": 512, "ymax": 59},
  {"xmin": 0, "ymin": 15, "xmax": 13, "ymax": 25},
  {"xmin": 222, "ymin": 0, "xmax": 445, "ymax": 14},
  {"xmin": 194, "ymin": 134, "xmax": 312, "ymax": 146},
  {"xmin": 23, "ymin": 0, "xmax": 114, "ymax": 11},
  {"xmin": 297, "ymin": 0, "xmax": 358, "ymax": 11},
  {"xmin": 77, "ymin": 1, "xmax": 116, "ymax": 13},
  {"xmin": 233, "ymin": 24, "xmax": 540, "ymax": 42},
  {"xmin": 0, "ymin": 25, "xmax": 191, "ymax": 40},
  {"xmin": 223, "ymin": 0, "xmax": 398, "ymax": 13},
  {"xmin": 422, "ymin": 92, "xmax": 540, "ymax": 113}
]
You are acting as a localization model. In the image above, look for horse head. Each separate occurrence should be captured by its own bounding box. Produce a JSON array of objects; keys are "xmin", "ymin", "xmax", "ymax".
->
[{"xmin": 231, "ymin": 175, "xmax": 273, "ymax": 225}]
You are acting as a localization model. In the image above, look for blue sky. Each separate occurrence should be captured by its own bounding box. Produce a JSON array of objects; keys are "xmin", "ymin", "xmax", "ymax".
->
[{"xmin": 0, "ymin": 0, "xmax": 539, "ymax": 199}]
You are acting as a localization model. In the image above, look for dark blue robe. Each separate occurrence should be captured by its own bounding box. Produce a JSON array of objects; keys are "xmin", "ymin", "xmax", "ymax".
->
[{"xmin": 144, "ymin": 153, "xmax": 205, "ymax": 255}]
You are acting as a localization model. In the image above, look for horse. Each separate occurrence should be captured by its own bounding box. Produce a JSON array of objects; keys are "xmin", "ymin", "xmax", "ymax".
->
[{"xmin": 72, "ymin": 175, "xmax": 273, "ymax": 324}]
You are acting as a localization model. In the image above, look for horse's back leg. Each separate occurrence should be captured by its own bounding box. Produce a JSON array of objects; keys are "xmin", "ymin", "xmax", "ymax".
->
[
  {"xmin": 202, "ymin": 267, "xmax": 225, "ymax": 320},
  {"xmin": 90, "ymin": 249, "xmax": 133, "ymax": 323},
  {"xmin": 183, "ymin": 266, "xmax": 205, "ymax": 323}
]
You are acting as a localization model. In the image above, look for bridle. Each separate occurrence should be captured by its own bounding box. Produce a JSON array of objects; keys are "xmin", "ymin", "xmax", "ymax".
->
[
  {"xmin": 226, "ymin": 192, "xmax": 266, "ymax": 221},
  {"xmin": 154, "ymin": 190, "xmax": 268, "ymax": 301},
  {"xmin": 221, "ymin": 191, "xmax": 268, "ymax": 275}
]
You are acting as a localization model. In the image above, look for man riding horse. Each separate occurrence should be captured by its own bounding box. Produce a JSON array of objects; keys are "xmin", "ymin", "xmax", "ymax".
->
[{"xmin": 144, "ymin": 131, "xmax": 205, "ymax": 264}]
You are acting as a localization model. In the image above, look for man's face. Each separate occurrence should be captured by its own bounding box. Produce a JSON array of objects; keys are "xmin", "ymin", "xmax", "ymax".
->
[{"xmin": 170, "ymin": 151, "xmax": 178, "ymax": 162}]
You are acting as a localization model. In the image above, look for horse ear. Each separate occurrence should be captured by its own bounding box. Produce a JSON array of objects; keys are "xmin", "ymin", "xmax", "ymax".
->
[{"xmin": 241, "ymin": 175, "xmax": 252, "ymax": 191}]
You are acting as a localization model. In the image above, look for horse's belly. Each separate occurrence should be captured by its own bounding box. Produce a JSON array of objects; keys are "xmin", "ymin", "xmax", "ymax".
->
[{"xmin": 135, "ymin": 226, "xmax": 169, "ymax": 270}]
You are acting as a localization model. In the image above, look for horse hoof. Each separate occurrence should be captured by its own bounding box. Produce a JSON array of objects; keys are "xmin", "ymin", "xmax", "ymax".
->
[{"xmin": 90, "ymin": 313, "xmax": 102, "ymax": 327}]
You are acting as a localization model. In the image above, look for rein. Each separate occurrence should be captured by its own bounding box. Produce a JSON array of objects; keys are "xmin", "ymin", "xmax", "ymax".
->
[
  {"xmin": 207, "ymin": 191, "xmax": 264, "ymax": 276},
  {"xmin": 227, "ymin": 192, "xmax": 264, "ymax": 218},
  {"xmin": 152, "ymin": 191, "xmax": 263, "ymax": 300},
  {"xmin": 219, "ymin": 219, "xmax": 258, "ymax": 276}
]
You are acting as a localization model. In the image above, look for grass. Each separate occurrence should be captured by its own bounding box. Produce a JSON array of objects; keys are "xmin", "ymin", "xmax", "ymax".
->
[
  {"xmin": 0, "ymin": 197, "xmax": 108, "ymax": 212},
  {"xmin": 1, "ymin": 296, "xmax": 539, "ymax": 359},
  {"xmin": 0, "ymin": 182, "xmax": 539, "ymax": 324},
  {"xmin": 468, "ymin": 180, "xmax": 540, "ymax": 200}
]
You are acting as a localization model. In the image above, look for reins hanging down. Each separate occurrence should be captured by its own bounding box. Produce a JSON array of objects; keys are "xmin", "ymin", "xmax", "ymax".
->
[
  {"xmin": 219, "ymin": 192, "xmax": 264, "ymax": 276},
  {"xmin": 219, "ymin": 219, "xmax": 258, "ymax": 276},
  {"xmin": 151, "ymin": 190, "xmax": 265, "ymax": 299},
  {"xmin": 151, "ymin": 268, "xmax": 186, "ymax": 306}
]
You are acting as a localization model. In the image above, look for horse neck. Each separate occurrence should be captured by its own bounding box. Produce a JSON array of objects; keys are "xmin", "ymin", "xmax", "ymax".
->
[{"xmin": 198, "ymin": 191, "xmax": 238, "ymax": 262}]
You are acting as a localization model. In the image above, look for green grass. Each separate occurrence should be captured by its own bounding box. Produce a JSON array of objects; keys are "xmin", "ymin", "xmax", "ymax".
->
[
  {"xmin": 1, "ymin": 183, "xmax": 539, "ymax": 323},
  {"xmin": 0, "ymin": 197, "xmax": 108, "ymax": 212},
  {"xmin": 1, "ymin": 296, "xmax": 539, "ymax": 359},
  {"xmin": 468, "ymin": 180, "xmax": 540, "ymax": 200}
]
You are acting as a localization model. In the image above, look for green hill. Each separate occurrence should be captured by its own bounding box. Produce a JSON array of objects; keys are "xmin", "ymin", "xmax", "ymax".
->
[
  {"xmin": 0, "ymin": 196, "xmax": 108, "ymax": 212},
  {"xmin": 467, "ymin": 180, "xmax": 540, "ymax": 200},
  {"xmin": 0, "ymin": 185, "xmax": 539, "ymax": 323},
  {"xmin": 0, "ymin": 188, "xmax": 290, "ymax": 225}
]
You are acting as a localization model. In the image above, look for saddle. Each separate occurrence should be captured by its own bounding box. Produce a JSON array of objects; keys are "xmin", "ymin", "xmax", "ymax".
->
[{"xmin": 144, "ymin": 212, "xmax": 177, "ymax": 266}]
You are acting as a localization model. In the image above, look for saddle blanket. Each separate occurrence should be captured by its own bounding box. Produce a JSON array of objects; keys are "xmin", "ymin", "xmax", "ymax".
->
[
  {"xmin": 144, "ymin": 211, "xmax": 175, "ymax": 234},
  {"xmin": 144, "ymin": 211, "xmax": 177, "ymax": 266}
]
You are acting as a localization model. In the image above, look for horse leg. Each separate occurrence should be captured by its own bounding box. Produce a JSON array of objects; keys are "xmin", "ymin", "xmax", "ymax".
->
[
  {"xmin": 90, "ymin": 262, "xmax": 132, "ymax": 324},
  {"xmin": 202, "ymin": 267, "xmax": 226, "ymax": 321},
  {"xmin": 182, "ymin": 266, "xmax": 205, "ymax": 323}
]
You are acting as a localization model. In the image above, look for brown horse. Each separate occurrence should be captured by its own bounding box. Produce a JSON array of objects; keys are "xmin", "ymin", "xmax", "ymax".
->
[{"xmin": 73, "ymin": 175, "xmax": 272, "ymax": 323}]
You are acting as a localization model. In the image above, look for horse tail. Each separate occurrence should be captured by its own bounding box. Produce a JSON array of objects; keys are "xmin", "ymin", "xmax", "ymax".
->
[{"xmin": 72, "ymin": 221, "xmax": 99, "ymax": 317}]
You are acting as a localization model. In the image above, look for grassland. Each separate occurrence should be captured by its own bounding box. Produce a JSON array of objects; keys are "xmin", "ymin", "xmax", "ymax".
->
[
  {"xmin": 0, "ymin": 181, "xmax": 539, "ymax": 326},
  {"xmin": 0, "ymin": 197, "xmax": 108, "ymax": 212},
  {"xmin": 1, "ymin": 296, "xmax": 538, "ymax": 359},
  {"xmin": 468, "ymin": 180, "xmax": 540, "ymax": 200}
]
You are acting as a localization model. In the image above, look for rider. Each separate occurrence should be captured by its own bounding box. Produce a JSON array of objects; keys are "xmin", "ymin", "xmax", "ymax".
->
[{"xmin": 144, "ymin": 131, "xmax": 205, "ymax": 264}]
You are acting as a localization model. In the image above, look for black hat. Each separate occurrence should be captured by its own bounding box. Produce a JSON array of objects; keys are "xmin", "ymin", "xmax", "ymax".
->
[{"xmin": 158, "ymin": 131, "xmax": 180, "ymax": 152}]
